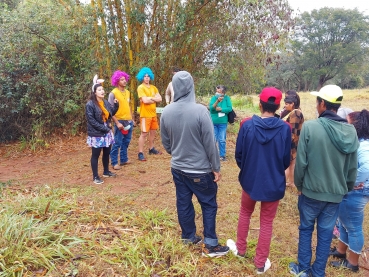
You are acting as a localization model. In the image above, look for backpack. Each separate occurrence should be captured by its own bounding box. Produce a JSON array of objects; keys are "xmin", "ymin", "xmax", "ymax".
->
[{"xmin": 228, "ymin": 109, "xmax": 236, "ymax": 124}]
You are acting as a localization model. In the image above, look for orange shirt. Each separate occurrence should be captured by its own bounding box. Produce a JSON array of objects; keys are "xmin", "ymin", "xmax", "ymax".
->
[
  {"xmin": 137, "ymin": 84, "xmax": 158, "ymax": 118},
  {"xmin": 98, "ymin": 100, "xmax": 109, "ymax": 122}
]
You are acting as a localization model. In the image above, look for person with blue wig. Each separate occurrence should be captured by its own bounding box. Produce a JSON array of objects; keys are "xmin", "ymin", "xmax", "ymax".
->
[{"xmin": 136, "ymin": 67, "xmax": 162, "ymax": 161}]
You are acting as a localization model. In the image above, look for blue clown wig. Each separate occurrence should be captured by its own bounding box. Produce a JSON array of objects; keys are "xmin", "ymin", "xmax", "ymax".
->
[{"xmin": 136, "ymin": 67, "xmax": 154, "ymax": 82}]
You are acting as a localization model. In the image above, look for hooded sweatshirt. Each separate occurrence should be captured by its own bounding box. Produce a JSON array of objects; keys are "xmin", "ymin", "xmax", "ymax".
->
[
  {"xmin": 235, "ymin": 115, "xmax": 291, "ymax": 201},
  {"xmin": 294, "ymin": 110, "xmax": 359, "ymax": 203},
  {"xmin": 160, "ymin": 71, "xmax": 220, "ymax": 172}
]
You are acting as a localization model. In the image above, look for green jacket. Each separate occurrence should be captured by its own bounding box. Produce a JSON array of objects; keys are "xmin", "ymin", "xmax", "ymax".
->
[
  {"xmin": 295, "ymin": 117, "xmax": 359, "ymax": 203},
  {"xmin": 209, "ymin": 95, "xmax": 233, "ymax": 124}
]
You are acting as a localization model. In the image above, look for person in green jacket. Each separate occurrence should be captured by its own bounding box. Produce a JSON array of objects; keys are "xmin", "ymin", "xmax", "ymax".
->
[
  {"xmin": 209, "ymin": 85, "xmax": 233, "ymax": 161},
  {"xmin": 289, "ymin": 85, "xmax": 359, "ymax": 277}
]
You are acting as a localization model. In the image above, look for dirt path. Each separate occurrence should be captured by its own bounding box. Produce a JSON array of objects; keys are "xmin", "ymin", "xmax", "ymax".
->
[{"xmin": 0, "ymin": 132, "xmax": 174, "ymax": 195}]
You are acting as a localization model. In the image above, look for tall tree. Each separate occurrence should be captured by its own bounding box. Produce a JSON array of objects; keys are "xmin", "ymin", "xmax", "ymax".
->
[{"xmin": 292, "ymin": 8, "xmax": 369, "ymax": 90}]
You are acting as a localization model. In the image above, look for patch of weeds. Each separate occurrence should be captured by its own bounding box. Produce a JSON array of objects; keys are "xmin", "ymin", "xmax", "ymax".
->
[{"xmin": 0, "ymin": 210, "xmax": 83, "ymax": 276}]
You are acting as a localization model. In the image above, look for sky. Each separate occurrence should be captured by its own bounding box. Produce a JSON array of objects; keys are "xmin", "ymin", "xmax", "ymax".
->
[{"xmin": 287, "ymin": 0, "xmax": 369, "ymax": 15}]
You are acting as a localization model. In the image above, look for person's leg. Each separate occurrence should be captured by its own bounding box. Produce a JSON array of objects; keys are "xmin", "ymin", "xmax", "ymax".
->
[
  {"xmin": 213, "ymin": 124, "xmax": 219, "ymax": 146},
  {"xmin": 191, "ymin": 172, "xmax": 218, "ymax": 246},
  {"xmin": 120, "ymin": 121, "xmax": 133, "ymax": 163},
  {"xmin": 91, "ymin": 147, "xmax": 102, "ymax": 179},
  {"xmin": 236, "ymin": 190, "xmax": 256, "ymax": 255},
  {"xmin": 110, "ymin": 124, "xmax": 122, "ymax": 167},
  {"xmin": 297, "ymin": 194, "xmax": 323, "ymax": 274},
  {"xmin": 338, "ymin": 192, "xmax": 369, "ymax": 266},
  {"xmin": 254, "ymin": 199, "xmax": 280, "ymax": 268},
  {"xmin": 311, "ymin": 201, "xmax": 339, "ymax": 277},
  {"xmin": 102, "ymin": 146, "xmax": 111, "ymax": 174},
  {"xmin": 286, "ymin": 159, "xmax": 296, "ymax": 187},
  {"xmin": 171, "ymin": 168, "xmax": 197, "ymax": 242},
  {"xmin": 217, "ymin": 123, "xmax": 227, "ymax": 158},
  {"xmin": 149, "ymin": 129, "xmax": 156, "ymax": 150},
  {"xmin": 138, "ymin": 117, "xmax": 149, "ymax": 153}
]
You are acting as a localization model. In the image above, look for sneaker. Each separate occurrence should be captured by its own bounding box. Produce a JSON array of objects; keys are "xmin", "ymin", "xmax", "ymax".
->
[
  {"xmin": 138, "ymin": 152, "xmax": 147, "ymax": 161},
  {"xmin": 113, "ymin": 164, "xmax": 121, "ymax": 170},
  {"xmin": 220, "ymin": 157, "xmax": 226, "ymax": 162},
  {"xmin": 103, "ymin": 171, "xmax": 117, "ymax": 177},
  {"xmin": 289, "ymin": 262, "xmax": 310, "ymax": 277},
  {"xmin": 93, "ymin": 176, "xmax": 104, "ymax": 185},
  {"xmin": 202, "ymin": 244, "xmax": 229, "ymax": 258},
  {"xmin": 226, "ymin": 239, "xmax": 245, "ymax": 257},
  {"xmin": 148, "ymin": 147, "xmax": 161, "ymax": 155},
  {"xmin": 329, "ymin": 246, "xmax": 346, "ymax": 259},
  {"xmin": 330, "ymin": 259, "xmax": 359, "ymax": 272},
  {"xmin": 257, "ymin": 258, "xmax": 271, "ymax": 274}
]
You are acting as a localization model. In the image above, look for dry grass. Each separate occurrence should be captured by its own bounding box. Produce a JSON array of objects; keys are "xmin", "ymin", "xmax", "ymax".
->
[{"xmin": 0, "ymin": 88, "xmax": 368, "ymax": 276}]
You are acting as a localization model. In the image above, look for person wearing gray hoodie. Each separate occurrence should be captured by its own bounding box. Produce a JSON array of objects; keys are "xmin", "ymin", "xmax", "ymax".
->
[{"xmin": 160, "ymin": 71, "xmax": 229, "ymax": 258}]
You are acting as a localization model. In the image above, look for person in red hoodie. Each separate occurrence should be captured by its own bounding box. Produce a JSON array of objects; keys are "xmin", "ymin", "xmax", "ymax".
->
[{"xmin": 227, "ymin": 87, "xmax": 291, "ymax": 275}]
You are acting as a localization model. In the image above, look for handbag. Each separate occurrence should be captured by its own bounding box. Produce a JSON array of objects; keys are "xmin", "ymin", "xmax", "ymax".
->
[{"xmin": 228, "ymin": 109, "xmax": 236, "ymax": 124}]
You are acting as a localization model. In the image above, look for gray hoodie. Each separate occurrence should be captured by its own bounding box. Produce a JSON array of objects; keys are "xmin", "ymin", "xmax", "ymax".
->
[{"xmin": 160, "ymin": 71, "xmax": 220, "ymax": 172}]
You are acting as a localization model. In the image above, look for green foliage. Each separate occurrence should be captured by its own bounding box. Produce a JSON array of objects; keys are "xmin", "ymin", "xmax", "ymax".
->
[
  {"xmin": 267, "ymin": 8, "xmax": 369, "ymax": 91},
  {"xmin": 0, "ymin": 0, "xmax": 96, "ymax": 142}
]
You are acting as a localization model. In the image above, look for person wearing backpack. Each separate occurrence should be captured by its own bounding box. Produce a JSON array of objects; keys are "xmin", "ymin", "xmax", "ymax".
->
[{"xmin": 209, "ymin": 85, "xmax": 233, "ymax": 161}]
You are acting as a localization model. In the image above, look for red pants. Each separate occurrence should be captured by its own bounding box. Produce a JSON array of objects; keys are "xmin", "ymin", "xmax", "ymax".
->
[{"xmin": 236, "ymin": 190, "xmax": 279, "ymax": 268}]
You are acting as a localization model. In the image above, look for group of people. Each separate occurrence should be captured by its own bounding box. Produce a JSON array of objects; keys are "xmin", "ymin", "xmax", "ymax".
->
[
  {"xmin": 86, "ymin": 67, "xmax": 165, "ymax": 184},
  {"xmin": 86, "ymin": 69, "xmax": 369, "ymax": 276}
]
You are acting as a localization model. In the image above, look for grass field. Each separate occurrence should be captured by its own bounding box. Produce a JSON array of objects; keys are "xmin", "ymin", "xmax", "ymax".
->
[{"xmin": 0, "ymin": 89, "xmax": 368, "ymax": 276}]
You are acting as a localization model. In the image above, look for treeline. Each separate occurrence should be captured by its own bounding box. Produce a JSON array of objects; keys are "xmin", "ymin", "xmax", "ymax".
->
[{"xmin": 1, "ymin": 0, "xmax": 368, "ymax": 142}]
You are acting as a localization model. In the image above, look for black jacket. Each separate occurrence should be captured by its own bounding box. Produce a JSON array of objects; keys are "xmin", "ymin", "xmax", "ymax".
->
[{"xmin": 86, "ymin": 99, "xmax": 118, "ymax": 137}]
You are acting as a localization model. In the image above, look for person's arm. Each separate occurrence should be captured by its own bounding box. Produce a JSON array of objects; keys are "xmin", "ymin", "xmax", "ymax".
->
[
  {"xmin": 200, "ymin": 110, "xmax": 221, "ymax": 175},
  {"xmin": 160, "ymin": 112, "xmax": 171, "ymax": 154},
  {"xmin": 294, "ymin": 124, "xmax": 309, "ymax": 191},
  {"xmin": 209, "ymin": 96, "xmax": 219, "ymax": 112},
  {"xmin": 138, "ymin": 86, "xmax": 155, "ymax": 104},
  {"xmin": 283, "ymin": 124, "xmax": 292, "ymax": 170},
  {"xmin": 165, "ymin": 83, "xmax": 172, "ymax": 104},
  {"xmin": 152, "ymin": 92, "xmax": 162, "ymax": 103},
  {"xmin": 289, "ymin": 110, "xmax": 303, "ymax": 146},
  {"xmin": 235, "ymin": 124, "xmax": 245, "ymax": 169},
  {"xmin": 86, "ymin": 103, "xmax": 110, "ymax": 133},
  {"xmin": 220, "ymin": 95, "xmax": 233, "ymax": 114}
]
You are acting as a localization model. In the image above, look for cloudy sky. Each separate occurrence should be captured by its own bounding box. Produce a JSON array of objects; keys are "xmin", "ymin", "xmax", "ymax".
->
[{"xmin": 287, "ymin": 0, "xmax": 369, "ymax": 15}]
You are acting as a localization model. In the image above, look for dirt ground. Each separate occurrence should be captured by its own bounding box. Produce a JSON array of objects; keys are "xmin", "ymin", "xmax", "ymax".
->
[{"xmin": 0, "ymin": 128, "xmax": 174, "ymax": 194}]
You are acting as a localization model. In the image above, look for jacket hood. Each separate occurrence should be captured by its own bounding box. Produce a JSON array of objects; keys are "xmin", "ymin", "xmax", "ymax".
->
[
  {"xmin": 251, "ymin": 115, "xmax": 287, "ymax": 144},
  {"xmin": 172, "ymin": 71, "xmax": 196, "ymax": 103},
  {"xmin": 318, "ymin": 117, "xmax": 359, "ymax": 154}
]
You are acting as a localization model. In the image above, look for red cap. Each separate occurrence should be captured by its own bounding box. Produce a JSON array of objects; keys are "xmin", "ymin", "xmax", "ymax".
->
[
  {"xmin": 121, "ymin": 129, "xmax": 129, "ymax": 135},
  {"xmin": 259, "ymin": 87, "xmax": 282, "ymax": 104}
]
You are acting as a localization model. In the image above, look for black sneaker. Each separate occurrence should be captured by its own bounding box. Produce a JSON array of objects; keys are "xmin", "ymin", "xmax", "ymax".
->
[
  {"xmin": 138, "ymin": 152, "xmax": 147, "ymax": 161},
  {"xmin": 220, "ymin": 157, "xmax": 226, "ymax": 162},
  {"xmin": 148, "ymin": 147, "xmax": 161, "ymax": 155},
  {"xmin": 93, "ymin": 176, "xmax": 104, "ymax": 184},
  {"xmin": 103, "ymin": 171, "xmax": 117, "ymax": 178},
  {"xmin": 330, "ymin": 259, "xmax": 359, "ymax": 272},
  {"xmin": 202, "ymin": 244, "xmax": 229, "ymax": 258},
  {"xmin": 329, "ymin": 247, "xmax": 346, "ymax": 259}
]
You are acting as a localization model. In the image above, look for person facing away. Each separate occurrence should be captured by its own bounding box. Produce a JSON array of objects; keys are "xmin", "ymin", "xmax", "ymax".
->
[
  {"xmin": 209, "ymin": 85, "xmax": 233, "ymax": 161},
  {"xmin": 165, "ymin": 66, "xmax": 181, "ymax": 105},
  {"xmin": 227, "ymin": 87, "xmax": 291, "ymax": 275},
  {"xmin": 109, "ymin": 70, "xmax": 133, "ymax": 170},
  {"xmin": 86, "ymin": 75, "xmax": 118, "ymax": 185},
  {"xmin": 160, "ymin": 70, "xmax": 229, "ymax": 258},
  {"xmin": 280, "ymin": 90, "xmax": 304, "ymax": 187},
  {"xmin": 329, "ymin": 109, "xmax": 369, "ymax": 274},
  {"xmin": 136, "ymin": 67, "xmax": 162, "ymax": 161},
  {"xmin": 289, "ymin": 84, "xmax": 359, "ymax": 277}
]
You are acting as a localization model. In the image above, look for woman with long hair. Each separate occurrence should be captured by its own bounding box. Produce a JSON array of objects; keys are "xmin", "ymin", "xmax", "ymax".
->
[
  {"xmin": 330, "ymin": 109, "xmax": 369, "ymax": 273},
  {"xmin": 280, "ymin": 90, "xmax": 304, "ymax": 187},
  {"xmin": 86, "ymin": 75, "xmax": 119, "ymax": 184}
]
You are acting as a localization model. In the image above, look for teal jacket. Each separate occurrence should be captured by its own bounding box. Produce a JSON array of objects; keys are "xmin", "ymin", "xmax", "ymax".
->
[
  {"xmin": 209, "ymin": 95, "xmax": 233, "ymax": 124},
  {"xmin": 295, "ymin": 112, "xmax": 359, "ymax": 203}
]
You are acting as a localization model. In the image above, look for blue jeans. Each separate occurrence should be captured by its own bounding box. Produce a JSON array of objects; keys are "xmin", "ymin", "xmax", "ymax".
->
[
  {"xmin": 297, "ymin": 194, "xmax": 339, "ymax": 277},
  {"xmin": 338, "ymin": 187, "xmax": 369, "ymax": 254},
  {"xmin": 213, "ymin": 123, "xmax": 227, "ymax": 158},
  {"xmin": 171, "ymin": 168, "xmax": 218, "ymax": 246},
  {"xmin": 110, "ymin": 121, "xmax": 133, "ymax": 165}
]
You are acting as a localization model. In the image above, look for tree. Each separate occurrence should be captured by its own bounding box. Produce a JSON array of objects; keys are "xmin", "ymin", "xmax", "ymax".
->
[{"xmin": 292, "ymin": 8, "xmax": 369, "ymax": 90}]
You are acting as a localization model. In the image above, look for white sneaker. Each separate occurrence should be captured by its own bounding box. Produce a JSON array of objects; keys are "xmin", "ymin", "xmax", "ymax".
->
[
  {"xmin": 226, "ymin": 239, "xmax": 242, "ymax": 257},
  {"xmin": 257, "ymin": 258, "xmax": 271, "ymax": 274}
]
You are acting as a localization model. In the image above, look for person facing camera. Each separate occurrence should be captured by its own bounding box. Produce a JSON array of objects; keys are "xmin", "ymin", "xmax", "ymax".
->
[{"xmin": 209, "ymin": 85, "xmax": 233, "ymax": 161}]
